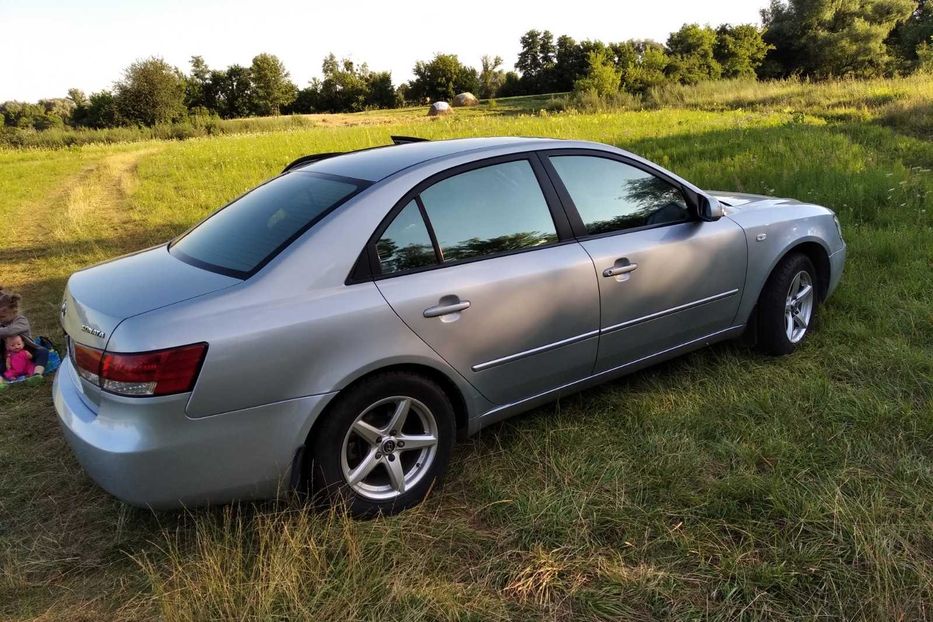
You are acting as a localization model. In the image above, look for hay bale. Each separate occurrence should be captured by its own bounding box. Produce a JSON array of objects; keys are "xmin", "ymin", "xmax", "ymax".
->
[
  {"xmin": 453, "ymin": 92, "xmax": 479, "ymax": 107},
  {"xmin": 427, "ymin": 101, "xmax": 453, "ymax": 116}
]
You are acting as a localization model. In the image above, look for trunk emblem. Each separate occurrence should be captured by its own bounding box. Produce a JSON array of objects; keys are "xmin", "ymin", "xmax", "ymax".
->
[{"xmin": 81, "ymin": 325, "xmax": 106, "ymax": 339}]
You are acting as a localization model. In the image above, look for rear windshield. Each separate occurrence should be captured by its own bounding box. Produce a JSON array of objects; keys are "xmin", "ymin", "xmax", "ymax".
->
[{"xmin": 170, "ymin": 171, "xmax": 367, "ymax": 278}]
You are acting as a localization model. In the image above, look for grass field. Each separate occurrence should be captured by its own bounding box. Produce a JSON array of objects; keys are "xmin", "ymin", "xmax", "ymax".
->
[{"xmin": 0, "ymin": 77, "xmax": 930, "ymax": 621}]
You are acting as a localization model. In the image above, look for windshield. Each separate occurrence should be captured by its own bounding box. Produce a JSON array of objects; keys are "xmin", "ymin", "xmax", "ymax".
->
[{"xmin": 170, "ymin": 171, "xmax": 367, "ymax": 278}]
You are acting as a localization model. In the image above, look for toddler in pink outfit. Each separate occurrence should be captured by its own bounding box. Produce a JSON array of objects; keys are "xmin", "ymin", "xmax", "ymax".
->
[{"xmin": 4, "ymin": 335, "xmax": 36, "ymax": 380}]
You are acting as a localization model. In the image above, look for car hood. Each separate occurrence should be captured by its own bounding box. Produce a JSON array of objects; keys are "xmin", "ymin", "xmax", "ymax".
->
[{"xmin": 62, "ymin": 245, "xmax": 240, "ymax": 350}]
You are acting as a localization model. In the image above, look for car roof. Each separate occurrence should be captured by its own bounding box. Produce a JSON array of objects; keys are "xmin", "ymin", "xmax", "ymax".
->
[{"xmin": 296, "ymin": 137, "xmax": 564, "ymax": 182}]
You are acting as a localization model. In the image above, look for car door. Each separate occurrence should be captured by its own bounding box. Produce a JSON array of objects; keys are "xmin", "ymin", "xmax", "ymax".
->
[
  {"xmin": 542, "ymin": 151, "xmax": 747, "ymax": 374},
  {"xmin": 371, "ymin": 155, "xmax": 600, "ymax": 405}
]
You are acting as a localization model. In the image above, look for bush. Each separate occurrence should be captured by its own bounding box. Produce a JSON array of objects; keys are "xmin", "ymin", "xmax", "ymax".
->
[
  {"xmin": 572, "ymin": 50, "xmax": 623, "ymax": 98},
  {"xmin": 569, "ymin": 89, "xmax": 641, "ymax": 112}
]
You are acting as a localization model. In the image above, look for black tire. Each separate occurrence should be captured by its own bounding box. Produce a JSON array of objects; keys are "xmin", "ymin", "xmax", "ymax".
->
[
  {"xmin": 757, "ymin": 252, "xmax": 819, "ymax": 355},
  {"xmin": 307, "ymin": 371, "xmax": 455, "ymax": 517}
]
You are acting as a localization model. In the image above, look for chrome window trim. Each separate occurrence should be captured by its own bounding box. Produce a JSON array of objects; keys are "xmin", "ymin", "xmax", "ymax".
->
[
  {"xmin": 538, "ymin": 148, "xmax": 703, "ymax": 240},
  {"xmin": 349, "ymin": 152, "xmax": 575, "ymax": 284}
]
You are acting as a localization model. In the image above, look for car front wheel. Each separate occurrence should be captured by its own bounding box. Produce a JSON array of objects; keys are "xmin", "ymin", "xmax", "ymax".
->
[
  {"xmin": 757, "ymin": 252, "xmax": 818, "ymax": 355},
  {"xmin": 307, "ymin": 371, "xmax": 455, "ymax": 517}
]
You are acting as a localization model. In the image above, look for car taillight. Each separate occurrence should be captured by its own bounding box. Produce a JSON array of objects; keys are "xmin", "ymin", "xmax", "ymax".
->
[
  {"xmin": 73, "ymin": 343, "xmax": 102, "ymax": 385},
  {"xmin": 72, "ymin": 342, "xmax": 207, "ymax": 397}
]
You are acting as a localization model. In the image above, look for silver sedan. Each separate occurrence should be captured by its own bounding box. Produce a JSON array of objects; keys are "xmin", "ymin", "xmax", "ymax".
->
[{"xmin": 53, "ymin": 137, "xmax": 846, "ymax": 515}]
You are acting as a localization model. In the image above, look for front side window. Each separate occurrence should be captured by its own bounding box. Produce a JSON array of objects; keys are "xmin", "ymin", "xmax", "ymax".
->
[
  {"xmin": 419, "ymin": 160, "xmax": 558, "ymax": 262},
  {"xmin": 376, "ymin": 200, "xmax": 437, "ymax": 274},
  {"xmin": 171, "ymin": 171, "xmax": 365, "ymax": 276},
  {"xmin": 550, "ymin": 156, "xmax": 690, "ymax": 235}
]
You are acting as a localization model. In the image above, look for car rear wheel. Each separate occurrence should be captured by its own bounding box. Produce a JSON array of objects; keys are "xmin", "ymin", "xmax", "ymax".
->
[
  {"xmin": 307, "ymin": 371, "xmax": 455, "ymax": 517},
  {"xmin": 757, "ymin": 252, "xmax": 818, "ymax": 355}
]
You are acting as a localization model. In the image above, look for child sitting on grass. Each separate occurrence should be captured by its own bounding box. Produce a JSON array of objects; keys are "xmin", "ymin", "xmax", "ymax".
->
[{"xmin": 0, "ymin": 288, "xmax": 48, "ymax": 389}]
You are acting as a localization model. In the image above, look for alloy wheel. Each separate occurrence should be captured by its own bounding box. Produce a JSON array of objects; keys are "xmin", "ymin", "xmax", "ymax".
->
[
  {"xmin": 785, "ymin": 270, "xmax": 814, "ymax": 344},
  {"xmin": 340, "ymin": 396, "xmax": 439, "ymax": 501}
]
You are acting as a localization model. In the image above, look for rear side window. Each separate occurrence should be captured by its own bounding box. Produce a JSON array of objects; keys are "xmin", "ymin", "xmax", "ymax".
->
[
  {"xmin": 550, "ymin": 156, "xmax": 690, "ymax": 235},
  {"xmin": 171, "ymin": 171, "xmax": 365, "ymax": 277},
  {"xmin": 419, "ymin": 160, "xmax": 558, "ymax": 262},
  {"xmin": 376, "ymin": 200, "xmax": 437, "ymax": 274}
]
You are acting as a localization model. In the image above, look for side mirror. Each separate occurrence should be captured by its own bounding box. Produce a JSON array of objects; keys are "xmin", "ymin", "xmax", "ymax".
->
[{"xmin": 698, "ymin": 195, "xmax": 723, "ymax": 222}]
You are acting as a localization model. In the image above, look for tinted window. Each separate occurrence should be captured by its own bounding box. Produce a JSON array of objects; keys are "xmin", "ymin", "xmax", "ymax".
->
[
  {"xmin": 420, "ymin": 160, "xmax": 558, "ymax": 262},
  {"xmin": 550, "ymin": 156, "xmax": 690, "ymax": 235},
  {"xmin": 171, "ymin": 172, "xmax": 364, "ymax": 276},
  {"xmin": 376, "ymin": 200, "xmax": 437, "ymax": 274}
]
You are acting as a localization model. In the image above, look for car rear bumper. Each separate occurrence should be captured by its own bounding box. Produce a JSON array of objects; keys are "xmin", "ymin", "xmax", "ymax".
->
[
  {"xmin": 827, "ymin": 243, "xmax": 846, "ymax": 299},
  {"xmin": 53, "ymin": 357, "xmax": 336, "ymax": 510}
]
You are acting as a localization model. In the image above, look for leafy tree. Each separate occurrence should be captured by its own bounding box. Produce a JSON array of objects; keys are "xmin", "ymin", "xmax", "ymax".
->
[
  {"xmin": 318, "ymin": 54, "xmax": 371, "ymax": 112},
  {"xmin": 917, "ymin": 36, "xmax": 933, "ymax": 71},
  {"xmin": 552, "ymin": 35, "xmax": 586, "ymax": 92},
  {"xmin": 290, "ymin": 81, "xmax": 322, "ymax": 113},
  {"xmin": 516, "ymin": 29, "xmax": 560, "ymax": 92},
  {"xmin": 715, "ymin": 24, "xmax": 772, "ymax": 78},
  {"xmin": 288, "ymin": 56, "xmax": 398, "ymax": 113},
  {"xmin": 114, "ymin": 57, "xmax": 187, "ymax": 126},
  {"xmin": 408, "ymin": 53, "xmax": 479, "ymax": 102},
  {"xmin": 573, "ymin": 49, "xmax": 622, "ymax": 96},
  {"xmin": 618, "ymin": 40, "xmax": 672, "ymax": 94},
  {"xmin": 496, "ymin": 71, "xmax": 525, "ymax": 97},
  {"xmin": 516, "ymin": 30, "xmax": 545, "ymax": 77},
  {"xmin": 67, "ymin": 88, "xmax": 87, "ymax": 109},
  {"xmin": 539, "ymin": 31, "xmax": 557, "ymax": 70},
  {"xmin": 210, "ymin": 65, "xmax": 253, "ymax": 119},
  {"xmin": 365, "ymin": 71, "xmax": 400, "ymax": 109},
  {"xmin": 0, "ymin": 102, "xmax": 41, "ymax": 129},
  {"xmin": 889, "ymin": 0, "xmax": 933, "ymax": 69},
  {"xmin": 249, "ymin": 53, "xmax": 297, "ymax": 116},
  {"xmin": 186, "ymin": 55, "xmax": 212, "ymax": 110},
  {"xmin": 38, "ymin": 98, "xmax": 74, "ymax": 128},
  {"xmin": 761, "ymin": 0, "xmax": 916, "ymax": 77},
  {"xmin": 667, "ymin": 24, "xmax": 722, "ymax": 83},
  {"xmin": 479, "ymin": 55, "xmax": 506, "ymax": 98},
  {"xmin": 1, "ymin": 99, "xmax": 74, "ymax": 130},
  {"xmin": 84, "ymin": 91, "xmax": 119, "ymax": 128},
  {"xmin": 538, "ymin": 29, "xmax": 557, "ymax": 89},
  {"xmin": 396, "ymin": 82, "xmax": 412, "ymax": 105},
  {"xmin": 559, "ymin": 39, "xmax": 607, "ymax": 91}
]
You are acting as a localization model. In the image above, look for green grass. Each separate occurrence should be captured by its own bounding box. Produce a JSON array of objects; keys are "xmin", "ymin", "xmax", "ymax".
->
[{"xmin": 0, "ymin": 78, "xmax": 930, "ymax": 621}]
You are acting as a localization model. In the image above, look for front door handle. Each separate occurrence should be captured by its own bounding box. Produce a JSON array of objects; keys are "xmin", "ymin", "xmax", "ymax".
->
[
  {"xmin": 423, "ymin": 299, "xmax": 471, "ymax": 318},
  {"xmin": 603, "ymin": 263, "xmax": 638, "ymax": 277}
]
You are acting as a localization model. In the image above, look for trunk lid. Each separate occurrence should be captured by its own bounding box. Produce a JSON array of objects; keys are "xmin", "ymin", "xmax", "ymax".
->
[{"xmin": 61, "ymin": 246, "xmax": 239, "ymax": 409}]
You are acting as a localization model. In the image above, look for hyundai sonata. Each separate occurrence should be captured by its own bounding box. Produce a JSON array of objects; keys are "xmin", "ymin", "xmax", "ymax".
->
[{"xmin": 54, "ymin": 136, "xmax": 846, "ymax": 515}]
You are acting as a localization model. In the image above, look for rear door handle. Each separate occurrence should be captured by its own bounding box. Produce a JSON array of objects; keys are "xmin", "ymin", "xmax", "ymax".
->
[
  {"xmin": 603, "ymin": 263, "xmax": 638, "ymax": 277},
  {"xmin": 423, "ymin": 300, "xmax": 471, "ymax": 318}
]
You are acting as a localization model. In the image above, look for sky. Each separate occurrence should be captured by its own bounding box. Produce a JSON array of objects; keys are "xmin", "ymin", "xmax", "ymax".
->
[{"xmin": 0, "ymin": 0, "xmax": 764, "ymax": 102}]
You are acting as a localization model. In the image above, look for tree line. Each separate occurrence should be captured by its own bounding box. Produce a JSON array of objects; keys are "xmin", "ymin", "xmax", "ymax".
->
[{"xmin": 2, "ymin": 0, "xmax": 930, "ymax": 132}]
